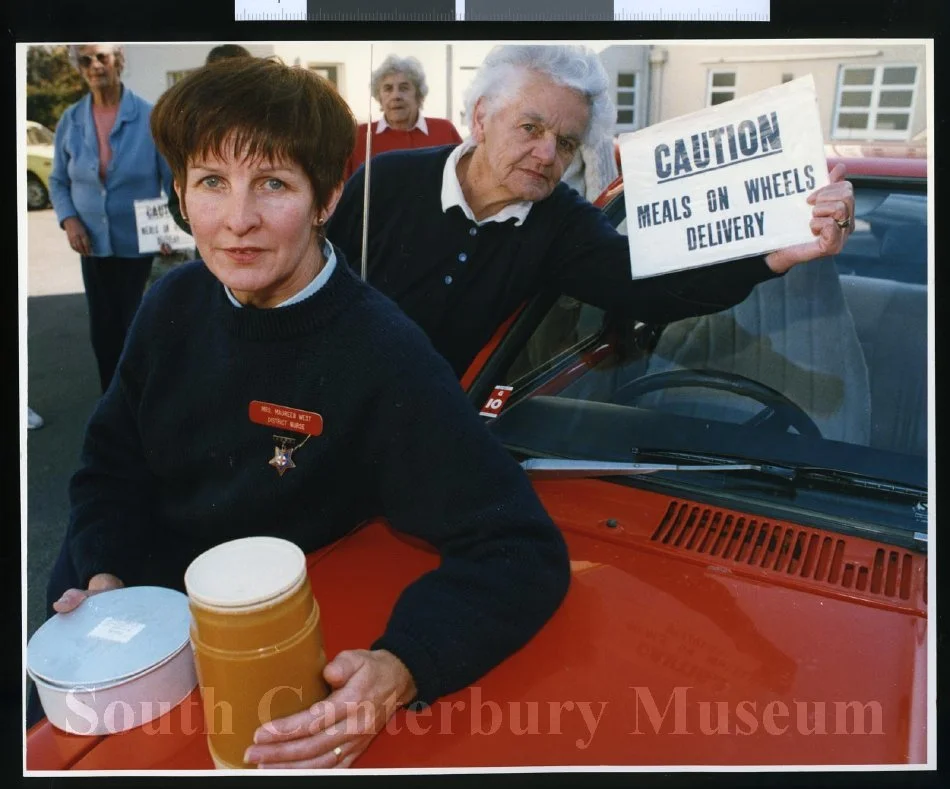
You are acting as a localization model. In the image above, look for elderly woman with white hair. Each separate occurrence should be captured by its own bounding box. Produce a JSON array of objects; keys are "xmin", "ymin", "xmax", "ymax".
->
[
  {"xmin": 49, "ymin": 43, "xmax": 174, "ymax": 394},
  {"xmin": 328, "ymin": 44, "xmax": 855, "ymax": 380},
  {"xmin": 343, "ymin": 54, "xmax": 462, "ymax": 181}
]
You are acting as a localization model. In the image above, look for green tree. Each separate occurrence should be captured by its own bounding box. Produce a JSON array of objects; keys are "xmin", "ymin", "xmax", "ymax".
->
[{"xmin": 26, "ymin": 46, "xmax": 87, "ymax": 130}]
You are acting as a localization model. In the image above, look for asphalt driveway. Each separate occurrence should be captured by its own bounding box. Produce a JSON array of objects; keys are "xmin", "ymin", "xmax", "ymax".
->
[{"xmin": 24, "ymin": 208, "xmax": 100, "ymax": 643}]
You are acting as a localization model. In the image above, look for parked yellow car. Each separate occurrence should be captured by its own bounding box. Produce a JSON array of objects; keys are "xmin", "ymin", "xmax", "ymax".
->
[{"xmin": 26, "ymin": 120, "xmax": 55, "ymax": 210}]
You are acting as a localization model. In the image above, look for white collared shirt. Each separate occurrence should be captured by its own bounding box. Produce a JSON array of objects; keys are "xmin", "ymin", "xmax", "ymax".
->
[
  {"xmin": 225, "ymin": 241, "xmax": 338, "ymax": 308},
  {"xmin": 440, "ymin": 139, "xmax": 533, "ymax": 227},
  {"xmin": 376, "ymin": 114, "xmax": 429, "ymax": 135}
]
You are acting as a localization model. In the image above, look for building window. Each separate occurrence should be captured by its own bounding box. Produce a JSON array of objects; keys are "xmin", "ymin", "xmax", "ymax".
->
[
  {"xmin": 308, "ymin": 64, "xmax": 340, "ymax": 87},
  {"xmin": 167, "ymin": 69, "xmax": 197, "ymax": 87},
  {"xmin": 616, "ymin": 72, "xmax": 637, "ymax": 128},
  {"xmin": 707, "ymin": 70, "xmax": 736, "ymax": 106},
  {"xmin": 832, "ymin": 64, "xmax": 919, "ymax": 140}
]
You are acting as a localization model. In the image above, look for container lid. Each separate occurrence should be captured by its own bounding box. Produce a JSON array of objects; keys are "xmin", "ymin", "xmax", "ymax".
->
[
  {"xmin": 26, "ymin": 586, "xmax": 192, "ymax": 689},
  {"xmin": 184, "ymin": 536, "xmax": 306, "ymax": 609}
]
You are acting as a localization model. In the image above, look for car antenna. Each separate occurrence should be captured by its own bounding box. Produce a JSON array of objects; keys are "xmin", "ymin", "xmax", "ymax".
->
[{"xmin": 360, "ymin": 43, "xmax": 374, "ymax": 283}]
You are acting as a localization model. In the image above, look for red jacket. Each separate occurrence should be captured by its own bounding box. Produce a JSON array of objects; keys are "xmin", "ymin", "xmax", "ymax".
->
[{"xmin": 344, "ymin": 116, "xmax": 463, "ymax": 181}]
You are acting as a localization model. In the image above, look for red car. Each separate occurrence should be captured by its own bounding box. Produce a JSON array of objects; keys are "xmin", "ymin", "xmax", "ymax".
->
[{"xmin": 26, "ymin": 155, "xmax": 930, "ymax": 770}]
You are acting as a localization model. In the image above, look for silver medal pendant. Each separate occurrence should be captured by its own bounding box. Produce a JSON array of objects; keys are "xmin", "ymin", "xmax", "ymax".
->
[{"xmin": 268, "ymin": 436, "xmax": 298, "ymax": 477}]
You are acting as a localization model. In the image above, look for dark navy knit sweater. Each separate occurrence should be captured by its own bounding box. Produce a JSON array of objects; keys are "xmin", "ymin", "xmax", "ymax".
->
[
  {"xmin": 67, "ymin": 255, "xmax": 570, "ymax": 704},
  {"xmin": 327, "ymin": 145, "xmax": 779, "ymax": 378}
]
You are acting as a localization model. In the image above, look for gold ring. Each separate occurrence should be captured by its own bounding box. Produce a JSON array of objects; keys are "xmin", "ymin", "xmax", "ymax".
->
[
  {"xmin": 333, "ymin": 746, "xmax": 343, "ymax": 761},
  {"xmin": 835, "ymin": 215, "xmax": 851, "ymax": 230}
]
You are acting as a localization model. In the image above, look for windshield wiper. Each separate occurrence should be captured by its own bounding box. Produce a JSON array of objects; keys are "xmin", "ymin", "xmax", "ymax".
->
[
  {"xmin": 521, "ymin": 447, "xmax": 926, "ymax": 501},
  {"xmin": 520, "ymin": 454, "xmax": 795, "ymax": 481},
  {"xmin": 632, "ymin": 447, "xmax": 927, "ymax": 499}
]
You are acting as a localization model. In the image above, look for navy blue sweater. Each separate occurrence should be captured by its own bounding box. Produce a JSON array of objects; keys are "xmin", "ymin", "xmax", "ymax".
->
[
  {"xmin": 327, "ymin": 145, "xmax": 779, "ymax": 377},
  {"xmin": 67, "ymin": 255, "xmax": 570, "ymax": 704}
]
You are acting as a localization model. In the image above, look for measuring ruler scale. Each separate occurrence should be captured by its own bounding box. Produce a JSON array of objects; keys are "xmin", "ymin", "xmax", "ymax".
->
[{"xmin": 235, "ymin": 1, "xmax": 769, "ymax": 21}]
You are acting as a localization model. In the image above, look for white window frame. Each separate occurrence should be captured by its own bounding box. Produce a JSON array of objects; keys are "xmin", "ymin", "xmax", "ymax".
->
[
  {"xmin": 615, "ymin": 71, "xmax": 638, "ymax": 132},
  {"xmin": 307, "ymin": 62, "xmax": 343, "ymax": 89},
  {"xmin": 831, "ymin": 63, "xmax": 919, "ymax": 141},
  {"xmin": 706, "ymin": 70, "xmax": 736, "ymax": 107}
]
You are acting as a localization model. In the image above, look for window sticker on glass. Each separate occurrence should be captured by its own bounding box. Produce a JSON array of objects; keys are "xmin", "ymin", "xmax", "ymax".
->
[{"xmin": 480, "ymin": 385, "xmax": 514, "ymax": 418}]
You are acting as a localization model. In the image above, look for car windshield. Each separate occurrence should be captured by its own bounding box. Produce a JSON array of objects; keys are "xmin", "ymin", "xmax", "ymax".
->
[
  {"xmin": 27, "ymin": 124, "xmax": 55, "ymax": 145},
  {"xmin": 486, "ymin": 167, "xmax": 928, "ymax": 539}
]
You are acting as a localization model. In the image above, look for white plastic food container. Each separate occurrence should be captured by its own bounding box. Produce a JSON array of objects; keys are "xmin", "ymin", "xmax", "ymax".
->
[{"xmin": 26, "ymin": 586, "xmax": 198, "ymax": 735}]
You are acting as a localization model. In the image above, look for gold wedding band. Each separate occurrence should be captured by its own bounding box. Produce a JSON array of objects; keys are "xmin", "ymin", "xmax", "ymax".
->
[
  {"xmin": 333, "ymin": 746, "xmax": 343, "ymax": 761},
  {"xmin": 835, "ymin": 215, "xmax": 851, "ymax": 230}
]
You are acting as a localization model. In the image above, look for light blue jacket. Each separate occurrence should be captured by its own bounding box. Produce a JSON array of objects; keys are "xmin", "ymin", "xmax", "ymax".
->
[{"xmin": 50, "ymin": 85, "xmax": 174, "ymax": 258}]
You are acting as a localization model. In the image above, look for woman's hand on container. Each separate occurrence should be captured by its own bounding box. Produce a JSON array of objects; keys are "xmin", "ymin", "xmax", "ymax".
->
[
  {"xmin": 52, "ymin": 573, "xmax": 124, "ymax": 613},
  {"xmin": 245, "ymin": 648, "xmax": 417, "ymax": 769},
  {"xmin": 62, "ymin": 216, "xmax": 92, "ymax": 256}
]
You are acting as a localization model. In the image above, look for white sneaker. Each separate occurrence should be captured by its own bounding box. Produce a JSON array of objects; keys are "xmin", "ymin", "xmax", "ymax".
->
[{"xmin": 27, "ymin": 407, "xmax": 44, "ymax": 430}]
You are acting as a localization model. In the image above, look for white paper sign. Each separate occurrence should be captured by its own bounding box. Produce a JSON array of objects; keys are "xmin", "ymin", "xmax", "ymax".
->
[
  {"xmin": 618, "ymin": 75, "xmax": 828, "ymax": 279},
  {"xmin": 134, "ymin": 197, "xmax": 194, "ymax": 254}
]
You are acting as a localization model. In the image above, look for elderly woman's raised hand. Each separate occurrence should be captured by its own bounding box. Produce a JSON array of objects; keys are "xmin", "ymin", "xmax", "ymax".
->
[
  {"xmin": 764, "ymin": 163, "xmax": 855, "ymax": 274},
  {"xmin": 51, "ymin": 572, "xmax": 124, "ymax": 614},
  {"xmin": 63, "ymin": 216, "xmax": 93, "ymax": 256},
  {"xmin": 245, "ymin": 648, "xmax": 417, "ymax": 769}
]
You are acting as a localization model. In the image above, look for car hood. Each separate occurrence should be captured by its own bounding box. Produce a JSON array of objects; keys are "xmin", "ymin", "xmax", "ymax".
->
[
  {"xmin": 29, "ymin": 484, "xmax": 927, "ymax": 770},
  {"xmin": 339, "ymin": 483, "xmax": 927, "ymax": 767}
]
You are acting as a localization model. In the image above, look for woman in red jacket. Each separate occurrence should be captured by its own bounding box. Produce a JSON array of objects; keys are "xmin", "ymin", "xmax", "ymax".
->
[{"xmin": 344, "ymin": 54, "xmax": 462, "ymax": 181}]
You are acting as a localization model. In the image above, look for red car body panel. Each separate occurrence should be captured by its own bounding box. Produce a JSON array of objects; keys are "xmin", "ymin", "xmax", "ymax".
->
[
  {"xmin": 25, "ymin": 153, "xmax": 929, "ymax": 770},
  {"xmin": 27, "ymin": 490, "xmax": 927, "ymax": 769}
]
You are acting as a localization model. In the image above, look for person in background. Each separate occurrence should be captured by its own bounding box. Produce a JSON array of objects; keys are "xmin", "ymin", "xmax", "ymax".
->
[
  {"xmin": 343, "ymin": 54, "xmax": 463, "ymax": 181},
  {"xmin": 328, "ymin": 44, "xmax": 855, "ymax": 381},
  {"xmin": 205, "ymin": 43, "xmax": 253, "ymax": 64},
  {"xmin": 167, "ymin": 43, "xmax": 254, "ymax": 235},
  {"xmin": 561, "ymin": 135, "xmax": 618, "ymax": 202},
  {"xmin": 49, "ymin": 43, "xmax": 174, "ymax": 394}
]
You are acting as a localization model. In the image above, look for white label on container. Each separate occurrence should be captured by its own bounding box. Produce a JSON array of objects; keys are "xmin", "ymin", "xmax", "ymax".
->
[{"xmin": 87, "ymin": 617, "xmax": 146, "ymax": 644}]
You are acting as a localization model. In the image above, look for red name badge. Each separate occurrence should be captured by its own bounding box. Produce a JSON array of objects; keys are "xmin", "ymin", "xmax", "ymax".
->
[
  {"xmin": 479, "ymin": 385, "xmax": 513, "ymax": 419},
  {"xmin": 249, "ymin": 401, "xmax": 324, "ymax": 436}
]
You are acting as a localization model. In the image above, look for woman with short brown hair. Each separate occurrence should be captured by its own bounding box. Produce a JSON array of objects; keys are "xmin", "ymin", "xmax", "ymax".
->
[{"xmin": 42, "ymin": 57, "xmax": 570, "ymax": 768}]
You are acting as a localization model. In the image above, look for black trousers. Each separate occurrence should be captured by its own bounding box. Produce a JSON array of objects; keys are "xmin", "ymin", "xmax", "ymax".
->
[{"xmin": 80, "ymin": 256, "xmax": 153, "ymax": 393}]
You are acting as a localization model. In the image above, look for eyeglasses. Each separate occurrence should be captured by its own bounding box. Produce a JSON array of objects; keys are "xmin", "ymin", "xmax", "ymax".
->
[{"xmin": 77, "ymin": 52, "xmax": 112, "ymax": 68}]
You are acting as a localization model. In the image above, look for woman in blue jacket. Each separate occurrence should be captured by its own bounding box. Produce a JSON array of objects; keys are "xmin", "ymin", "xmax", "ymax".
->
[{"xmin": 49, "ymin": 43, "xmax": 174, "ymax": 393}]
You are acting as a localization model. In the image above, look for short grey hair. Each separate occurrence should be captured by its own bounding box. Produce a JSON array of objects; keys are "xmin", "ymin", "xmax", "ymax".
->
[
  {"xmin": 68, "ymin": 44, "xmax": 126, "ymax": 74},
  {"xmin": 370, "ymin": 55, "xmax": 428, "ymax": 105},
  {"xmin": 462, "ymin": 45, "xmax": 615, "ymax": 145}
]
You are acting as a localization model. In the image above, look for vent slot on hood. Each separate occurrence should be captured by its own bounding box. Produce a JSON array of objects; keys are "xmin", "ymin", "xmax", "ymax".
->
[{"xmin": 652, "ymin": 502, "xmax": 915, "ymax": 601}]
